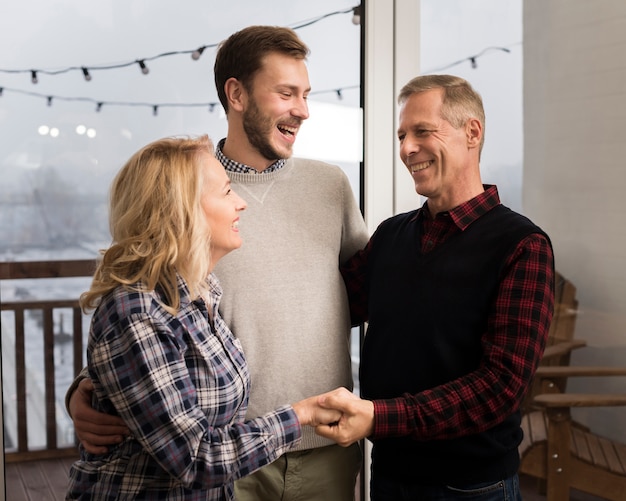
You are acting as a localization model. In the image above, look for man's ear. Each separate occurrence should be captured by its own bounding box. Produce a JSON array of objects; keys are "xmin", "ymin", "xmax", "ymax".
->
[
  {"xmin": 466, "ymin": 118, "xmax": 482, "ymax": 149},
  {"xmin": 224, "ymin": 77, "xmax": 246, "ymax": 113}
]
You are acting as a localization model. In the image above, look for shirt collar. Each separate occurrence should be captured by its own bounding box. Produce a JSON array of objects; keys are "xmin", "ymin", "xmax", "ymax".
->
[
  {"xmin": 420, "ymin": 184, "xmax": 501, "ymax": 231},
  {"xmin": 175, "ymin": 272, "xmax": 222, "ymax": 308},
  {"xmin": 216, "ymin": 138, "xmax": 286, "ymax": 174}
]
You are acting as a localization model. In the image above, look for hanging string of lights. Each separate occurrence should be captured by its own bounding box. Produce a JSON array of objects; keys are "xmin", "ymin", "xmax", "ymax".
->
[
  {"xmin": 0, "ymin": 39, "xmax": 517, "ymax": 115},
  {"xmin": 0, "ymin": 84, "xmax": 362, "ymax": 115},
  {"xmin": 0, "ymin": 2, "xmax": 518, "ymax": 116},
  {"xmin": 425, "ymin": 44, "xmax": 520, "ymax": 73},
  {"xmin": 0, "ymin": 6, "xmax": 358, "ymax": 84}
]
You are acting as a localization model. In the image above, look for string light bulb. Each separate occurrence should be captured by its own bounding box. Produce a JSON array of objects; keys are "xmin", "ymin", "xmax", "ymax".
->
[
  {"xmin": 31, "ymin": 70, "xmax": 38, "ymax": 84},
  {"xmin": 470, "ymin": 57, "xmax": 477, "ymax": 69},
  {"xmin": 138, "ymin": 60, "xmax": 149, "ymax": 75},
  {"xmin": 191, "ymin": 46, "xmax": 205, "ymax": 60},
  {"xmin": 47, "ymin": 96, "xmax": 53, "ymax": 106},
  {"xmin": 352, "ymin": 5, "xmax": 361, "ymax": 25},
  {"xmin": 96, "ymin": 102, "xmax": 103, "ymax": 112},
  {"xmin": 152, "ymin": 105, "xmax": 158, "ymax": 116},
  {"xmin": 82, "ymin": 67, "xmax": 92, "ymax": 81}
]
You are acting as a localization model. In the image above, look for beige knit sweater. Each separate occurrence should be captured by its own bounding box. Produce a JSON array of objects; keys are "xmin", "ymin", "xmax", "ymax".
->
[{"xmin": 214, "ymin": 157, "xmax": 368, "ymax": 450}]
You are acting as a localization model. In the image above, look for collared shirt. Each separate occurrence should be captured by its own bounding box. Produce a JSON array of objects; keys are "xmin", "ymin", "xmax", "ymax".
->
[
  {"xmin": 216, "ymin": 138, "xmax": 285, "ymax": 174},
  {"xmin": 342, "ymin": 185, "xmax": 554, "ymax": 440},
  {"xmin": 67, "ymin": 273, "xmax": 300, "ymax": 500},
  {"xmin": 419, "ymin": 185, "xmax": 501, "ymax": 253}
]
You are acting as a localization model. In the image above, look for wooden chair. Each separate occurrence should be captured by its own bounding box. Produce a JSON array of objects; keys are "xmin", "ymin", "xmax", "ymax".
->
[
  {"xmin": 520, "ymin": 271, "xmax": 585, "ymax": 416},
  {"xmin": 518, "ymin": 272, "xmax": 626, "ymax": 500}
]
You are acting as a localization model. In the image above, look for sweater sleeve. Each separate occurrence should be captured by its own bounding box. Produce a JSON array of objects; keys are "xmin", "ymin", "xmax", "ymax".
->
[
  {"xmin": 340, "ymin": 238, "xmax": 373, "ymax": 326},
  {"xmin": 338, "ymin": 170, "xmax": 368, "ymax": 265}
]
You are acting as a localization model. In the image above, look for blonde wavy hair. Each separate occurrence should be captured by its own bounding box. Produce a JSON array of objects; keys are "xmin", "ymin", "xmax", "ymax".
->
[{"xmin": 80, "ymin": 135, "xmax": 214, "ymax": 314}]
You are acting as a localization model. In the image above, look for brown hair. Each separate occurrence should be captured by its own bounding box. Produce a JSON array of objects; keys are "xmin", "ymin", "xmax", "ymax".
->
[{"xmin": 214, "ymin": 25, "xmax": 309, "ymax": 114}]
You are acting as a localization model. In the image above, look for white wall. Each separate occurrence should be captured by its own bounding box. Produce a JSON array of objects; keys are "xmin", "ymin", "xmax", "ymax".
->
[{"xmin": 523, "ymin": 0, "xmax": 626, "ymax": 442}]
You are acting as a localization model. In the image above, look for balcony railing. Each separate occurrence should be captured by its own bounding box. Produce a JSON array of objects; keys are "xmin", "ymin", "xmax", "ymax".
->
[{"xmin": 1, "ymin": 259, "xmax": 96, "ymax": 462}]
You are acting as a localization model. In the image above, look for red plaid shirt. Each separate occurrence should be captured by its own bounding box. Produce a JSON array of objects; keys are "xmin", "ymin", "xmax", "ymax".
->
[{"xmin": 342, "ymin": 185, "xmax": 554, "ymax": 440}]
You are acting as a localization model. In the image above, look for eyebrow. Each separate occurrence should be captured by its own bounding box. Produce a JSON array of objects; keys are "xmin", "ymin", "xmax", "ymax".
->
[
  {"xmin": 398, "ymin": 121, "xmax": 435, "ymax": 133},
  {"xmin": 276, "ymin": 84, "xmax": 311, "ymax": 94}
]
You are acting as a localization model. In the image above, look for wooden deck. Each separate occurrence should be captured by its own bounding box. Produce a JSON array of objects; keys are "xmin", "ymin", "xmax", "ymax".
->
[
  {"xmin": 4, "ymin": 459, "xmax": 609, "ymax": 501},
  {"xmin": 6, "ymin": 456, "xmax": 77, "ymax": 501}
]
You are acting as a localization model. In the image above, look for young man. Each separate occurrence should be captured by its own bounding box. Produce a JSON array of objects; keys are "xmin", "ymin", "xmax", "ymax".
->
[
  {"xmin": 67, "ymin": 26, "xmax": 368, "ymax": 501},
  {"xmin": 316, "ymin": 75, "xmax": 555, "ymax": 501}
]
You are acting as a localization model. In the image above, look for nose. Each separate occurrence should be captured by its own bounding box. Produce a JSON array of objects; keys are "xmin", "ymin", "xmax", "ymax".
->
[
  {"xmin": 292, "ymin": 96, "xmax": 309, "ymax": 120},
  {"xmin": 234, "ymin": 190, "xmax": 247, "ymax": 211},
  {"xmin": 400, "ymin": 135, "xmax": 420, "ymax": 160}
]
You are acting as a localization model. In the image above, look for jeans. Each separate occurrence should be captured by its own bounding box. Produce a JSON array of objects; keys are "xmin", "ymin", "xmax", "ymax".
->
[{"xmin": 371, "ymin": 472, "xmax": 522, "ymax": 501}]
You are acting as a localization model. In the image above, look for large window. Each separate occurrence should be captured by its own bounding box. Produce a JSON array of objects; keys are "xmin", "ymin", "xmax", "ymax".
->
[
  {"xmin": 1, "ymin": 0, "xmax": 362, "ymax": 453},
  {"xmin": 0, "ymin": 0, "xmax": 362, "ymax": 262}
]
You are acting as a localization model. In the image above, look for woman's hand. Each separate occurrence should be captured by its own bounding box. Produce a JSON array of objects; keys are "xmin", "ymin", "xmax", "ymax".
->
[{"xmin": 314, "ymin": 387, "xmax": 375, "ymax": 447}]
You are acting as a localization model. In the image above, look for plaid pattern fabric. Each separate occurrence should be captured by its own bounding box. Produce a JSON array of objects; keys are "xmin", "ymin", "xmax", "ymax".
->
[
  {"xmin": 342, "ymin": 185, "xmax": 555, "ymax": 440},
  {"xmin": 67, "ymin": 273, "xmax": 300, "ymax": 500},
  {"xmin": 216, "ymin": 138, "xmax": 285, "ymax": 174}
]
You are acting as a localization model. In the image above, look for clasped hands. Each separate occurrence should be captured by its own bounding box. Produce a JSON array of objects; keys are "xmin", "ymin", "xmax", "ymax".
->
[
  {"xmin": 306, "ymin": 387, "xmax": 375, "ymax": 447},
  {"xmin": 70, "ymin": 380, "xmax": 374, "ymax": 454}
]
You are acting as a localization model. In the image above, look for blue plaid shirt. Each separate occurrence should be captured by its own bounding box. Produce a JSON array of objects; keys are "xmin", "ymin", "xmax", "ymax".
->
[{"xmin": 67, "ymin": 273, "xmax": 301, "ymax": 500}]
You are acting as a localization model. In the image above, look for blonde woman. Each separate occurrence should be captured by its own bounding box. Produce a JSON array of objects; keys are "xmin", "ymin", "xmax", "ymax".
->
[{"xmin": 66, "ymin": 135, "xmax": 340, "ymax": 500}]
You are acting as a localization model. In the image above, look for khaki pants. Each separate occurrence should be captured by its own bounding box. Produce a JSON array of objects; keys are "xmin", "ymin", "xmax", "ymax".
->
[{"xmin": 235, "ymin": 443, "xmax": 362, "ymax": 501}]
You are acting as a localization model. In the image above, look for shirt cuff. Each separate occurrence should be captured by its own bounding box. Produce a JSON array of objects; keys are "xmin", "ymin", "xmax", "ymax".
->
[
  {"xmin": 257, "ymin": 405, "xmax": 303, "ymax": 452},
  {"xmin": 371, "ymin": 397, "xmax": 409, "ymax": 440}
]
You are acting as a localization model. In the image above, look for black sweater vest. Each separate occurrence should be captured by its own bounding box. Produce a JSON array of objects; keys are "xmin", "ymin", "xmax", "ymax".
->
[{"xmin": 360, "ymin": 204, "xmax": 549, "ymax": 484}]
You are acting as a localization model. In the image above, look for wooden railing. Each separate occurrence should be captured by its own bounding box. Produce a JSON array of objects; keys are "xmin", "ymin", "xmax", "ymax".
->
[
  {"xmin": 1, "ymin": 259, "xmax": 96, "ymax": 462},
  {"xmin": 2, "ymin": 259, "xmax": 367, "ymax": 499}
]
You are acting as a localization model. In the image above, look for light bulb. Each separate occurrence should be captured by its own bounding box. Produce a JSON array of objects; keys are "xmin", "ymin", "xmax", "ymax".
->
[
  {"xmin": 192, "ymin": 47, "xmax": 205, "ymax": 60},
  {"xmin": 138, "ymin": 60, "xmax": 149, "ymax": 75}
]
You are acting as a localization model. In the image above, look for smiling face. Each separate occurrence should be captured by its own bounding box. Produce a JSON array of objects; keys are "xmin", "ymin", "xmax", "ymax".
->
[
  {"xmin": 397, "ymin": 88, "xmax": 483, "ymax": 214},
  {"xmin": 241, "ymin": 52, "xmax": 310, "ymax": 162},
  {"xmin": 200, "ymin": 153, "xmax": 247, "ymax": 267}
]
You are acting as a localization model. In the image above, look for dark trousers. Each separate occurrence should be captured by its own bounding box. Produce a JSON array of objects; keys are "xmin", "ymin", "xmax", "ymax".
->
[{"xmin": 371, "ymin": 472, "xmax": 522, "ymax": 501}]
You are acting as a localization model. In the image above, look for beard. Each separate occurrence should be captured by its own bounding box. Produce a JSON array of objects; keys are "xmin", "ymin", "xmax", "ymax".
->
[{"xmin": 242, "ymin": 98, "xmax": 294, "ymax": 161}]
